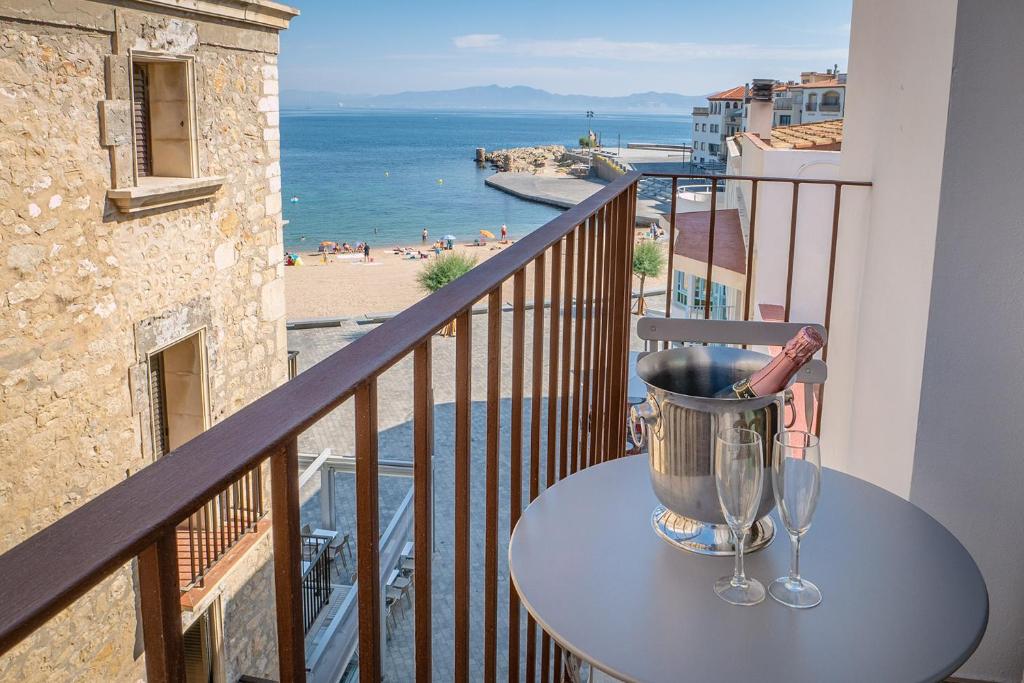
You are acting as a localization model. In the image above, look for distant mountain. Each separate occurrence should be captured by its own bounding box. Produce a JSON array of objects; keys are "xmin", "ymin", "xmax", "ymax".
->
[{"xmin": 281, "ymin": 85, "xmax": 704, "ymax": 114}]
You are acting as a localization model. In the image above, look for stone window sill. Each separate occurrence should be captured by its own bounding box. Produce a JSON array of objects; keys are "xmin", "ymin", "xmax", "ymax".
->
[{"xmin": 107, "ymin": 176, "xmax": 224, "ymax": 214}]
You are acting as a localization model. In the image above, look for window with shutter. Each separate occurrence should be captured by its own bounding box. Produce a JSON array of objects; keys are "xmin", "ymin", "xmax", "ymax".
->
[
  {"xmin": 132, "ymin": 63, "xmax": 152, "ymax": 178},
  {"xmin": 149, "ymin": 351, "xmax": 170, "ymax": 457},
  {"xmin": 183, "ymin": 612, "xmax": 212, "ymax": 683}
]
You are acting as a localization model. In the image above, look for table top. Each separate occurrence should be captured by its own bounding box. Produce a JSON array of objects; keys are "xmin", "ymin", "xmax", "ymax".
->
[{"xmin": 509, "ymin": 455, "xmax": 988, "ymax": 683}]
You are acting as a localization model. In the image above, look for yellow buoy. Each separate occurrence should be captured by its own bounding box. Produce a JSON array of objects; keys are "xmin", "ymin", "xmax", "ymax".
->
[
  {"xmin": 384, "ymin": 171, "xmax": 389, "ymax": 176},
  {"xmin": 437, "ymin": 178, "xmax": 444, "ymax": 184}
]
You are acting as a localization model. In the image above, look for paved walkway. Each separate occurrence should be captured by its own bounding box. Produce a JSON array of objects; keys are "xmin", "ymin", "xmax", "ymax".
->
[{"xmin": 290, "ymin": 307, "xmax": 644, "ymax": 681}]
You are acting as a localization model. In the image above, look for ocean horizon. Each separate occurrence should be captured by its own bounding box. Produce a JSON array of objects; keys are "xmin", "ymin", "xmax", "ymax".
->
[{"xmin": 280, "ymin": 109, "xmax": 692, "ymax": 250}]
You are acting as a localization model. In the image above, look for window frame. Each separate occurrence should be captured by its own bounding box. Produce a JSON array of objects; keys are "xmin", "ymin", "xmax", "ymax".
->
[
  {"xmin": 128, "ymin": 50, "xmax": 200, "ymax": 184},
  {"xmin": 146, "ymin": 327, "xmax": 211, "ymax": 461}
]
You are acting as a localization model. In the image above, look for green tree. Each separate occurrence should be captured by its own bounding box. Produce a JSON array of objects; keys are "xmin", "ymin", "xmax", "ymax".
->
[
  {"xmin": 632, "ymin": 240, "xmax": 665, "ymax": 315},
  {"xmin": 417, "ymin": 252, "xmax": 477, "ymax": 336}
]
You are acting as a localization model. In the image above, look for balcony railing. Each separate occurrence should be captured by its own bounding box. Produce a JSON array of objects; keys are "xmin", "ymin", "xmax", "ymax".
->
[
  {"xmin": 0, "ymin": 172, "xmax": 642, "ymax": 683},
  {"xmin": 0, "ymin": 169, "xmax": 872, "ymax": 682},
  {"xmin": 179, "ymin": 462, "xmax": 265, "ymax": 591},
  {"xmin": 820, "ymin": 103, "xmax": 842, "ymax": 112},
  {"xmin": 773, "ymin": 97, "xmax": 794, "ymax": 110},
  {"xmin": 301, "ymin": 535, "xmax": 332, "ymax": 633}
]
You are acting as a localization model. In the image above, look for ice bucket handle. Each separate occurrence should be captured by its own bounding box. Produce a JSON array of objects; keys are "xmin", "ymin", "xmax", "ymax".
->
[
  {"xmin": 784, "ymin": 388, "xmax": 797, "ymax": 428},
  {"xmin": 629, "ymin": 400, "xmax": 660, "ymax": 450}
]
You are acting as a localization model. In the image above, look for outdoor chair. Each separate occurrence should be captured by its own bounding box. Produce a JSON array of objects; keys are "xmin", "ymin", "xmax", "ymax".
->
[
  {"xmin": 330, "ymin": 532, "xmax": 353, "ymax": 581},
  {"xmin": 635, "ymin": 317, "xmax": 828, "ymax": 431}
]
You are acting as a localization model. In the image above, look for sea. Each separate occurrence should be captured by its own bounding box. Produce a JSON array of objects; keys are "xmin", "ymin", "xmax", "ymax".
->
[{"xmin": 280, "ymin": 109, "xmax": 692, "ymax": 250}]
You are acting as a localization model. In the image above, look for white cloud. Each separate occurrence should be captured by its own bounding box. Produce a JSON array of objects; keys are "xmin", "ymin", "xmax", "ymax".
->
[
  {"xmin": 454, "ymin": 35, "xmax": 846, "ymax": 64},
  {"xmin": 452, "ymin": 34, "xmax": 504, "ymax": 49}
]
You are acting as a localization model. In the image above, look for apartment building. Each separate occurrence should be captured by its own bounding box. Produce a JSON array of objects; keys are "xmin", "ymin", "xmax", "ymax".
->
[
  {"xmin": 0, "ymin": 1, "xmax": 297, "ymax": 680},
  {"xmin": 691, "ymin": 85, "xmax": 745, "ymax": 164},
  {"xmin": 771, "ymin": 70, "xmax": 848, "ymax": 126}
]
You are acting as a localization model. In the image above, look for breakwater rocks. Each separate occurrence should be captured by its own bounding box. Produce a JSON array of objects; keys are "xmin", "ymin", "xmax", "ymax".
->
[{"xmin": 484, "ymin": 145, "xmax": 568, "ymax": 173}]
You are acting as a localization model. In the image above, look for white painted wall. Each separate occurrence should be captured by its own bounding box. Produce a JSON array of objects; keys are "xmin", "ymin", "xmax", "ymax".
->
[
  {"xmin": 825, "ymin": 0, "xmax": 957, "ymax": 497},
  {"xmin": 727, "ymin": 136, "xmax": 843, "ymax": 327},
  {"xmin": 909, "ymin": 2, "xmax": 1024, "ymax": 680}
]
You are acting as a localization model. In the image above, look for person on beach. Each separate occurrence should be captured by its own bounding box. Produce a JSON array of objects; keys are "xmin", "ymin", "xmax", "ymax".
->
[
  {"xmin": 363, "ymin": 242, "xmax": 371, "ymax": 263},
  {"xmin": 500, "ymin": 224, "xmax": 508, "ymax": 242},
  {"xmin": 422, "ymin": 228, "xmax": 429, "ymax": 244}
]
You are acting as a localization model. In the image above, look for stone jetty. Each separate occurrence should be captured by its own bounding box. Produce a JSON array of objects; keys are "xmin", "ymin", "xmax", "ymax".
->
[{"xmin": 484, "ymin": 145, "xmax": 568, "ymax": 173}]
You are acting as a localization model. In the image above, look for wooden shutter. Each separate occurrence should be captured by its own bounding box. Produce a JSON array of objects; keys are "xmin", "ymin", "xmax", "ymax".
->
[
  {"xmin": 132, "ymin": 63, "xmax": 152, "ymax": 178},
  {"xmin": 183, "ymin": 613, "xmax": 212, "ymax": 683},
  {"xmin": 149, "ymin": 352, "xmax": 170, "ymax": 457}
]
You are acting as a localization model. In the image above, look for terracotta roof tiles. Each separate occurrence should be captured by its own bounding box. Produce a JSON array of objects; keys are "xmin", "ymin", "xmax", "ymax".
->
[
  {"xmin": 769, "ymin": 119, "xmax": 844, "ymax": 150},
  {"xmin": 708, "ymin": 85, "xmax": 746, "ymax": 100}
]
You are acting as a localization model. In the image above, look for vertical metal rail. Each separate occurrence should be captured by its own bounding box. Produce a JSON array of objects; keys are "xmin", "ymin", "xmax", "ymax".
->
[
  {"xmin": 525, "ymin": 255, "xmax": 545, "ymax": 683},
  {"xmin": 569, "ymin": 223, "xmax": 588, "ymax": 475},
  {"xmin": 663, "ymin": 177, "xmax": 679, "ymax": 339},
  {"xmin": 138, "ymin": 531, "xmax": 184, "ymax": 683},
  {"xmin": 611, "ymin": 188, "xmax": 633, "ymax": 457},
  {"xmin": 784, "ymin": 181, "xmax": 800, "ymax": 322},
  {"xmin": 703, "ymin": 184, "xmax": 718, "ymax": 320},
  {"xmin": 814, "ymin": 184, "xmax": 844, "ymax": 435},
  {"xmin": 508, "ymin": 270, "xmax": 526, "ymax": 682},
  {"xmin": 578, "ymin": 221, "xmax": 597, "ymax": 471},
  {"xmin": 484, "ymin": 291, "xmax": 502, "ymax": 682},
  {"xmin": 604, "ymin": 193, "xmax": 625, "ymax": 460},
  {"xmin": 545, "ymin": 240, "xmax": 563, "ymax": 490},
  {"xmin": 413, "ymin": 341, "xmax": 433, "ymax": 682},
  {"xmin": 453, "ymin": 310, "xmax": 472, "ymax": 683},
  {"xmin": 618, "ymin": 183, "xmax": 639, "ymax": 454},
  {"xmin": 272, "ymin": 438, "xmax": 306, "ymax": 683},
  {"xmin": 354, "ymin": 388, "xmax": 381, "ymax": 683},
  {"xmin": 590, "ymin": 205, "xmax": 609, "ymax": 465},
  {"xmin": 558, "ymin": 231, "xmax": 576, "ymax": 480},
  {"xmin": 743, "ymin": 179, "xmax": 759, "ymax": 322},
  {"xmin": 541, "ymin": 240, "xmax": 562, "ymax": 683}
]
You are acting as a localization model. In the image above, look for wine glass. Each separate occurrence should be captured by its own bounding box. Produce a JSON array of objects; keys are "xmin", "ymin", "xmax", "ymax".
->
[
  {"xmin": 769, "ymin": 430, "xmax": 822, "ymax": 608},
  {"xmin": 713, "ymin": 427, "xmax": 765, "ymax": 606}
]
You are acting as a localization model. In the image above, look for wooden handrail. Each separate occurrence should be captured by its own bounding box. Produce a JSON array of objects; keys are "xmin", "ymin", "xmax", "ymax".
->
[{"xmin": 0, "ymin": 170, "xmax": 643, "ymax": 657}]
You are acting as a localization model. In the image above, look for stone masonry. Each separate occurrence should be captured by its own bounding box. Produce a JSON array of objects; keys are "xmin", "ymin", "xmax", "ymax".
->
[{"xmin": 0, "ymin": 1, "xmax": 297, "ymax": 680}]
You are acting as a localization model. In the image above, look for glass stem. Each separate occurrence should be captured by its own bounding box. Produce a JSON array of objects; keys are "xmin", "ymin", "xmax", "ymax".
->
[
  {"xmin": 732, "ymin": 527, "xmax": 746, "ymax": 585},
  {"xmin": 788, "ymin": 532, "xmax": 801, "ymax": 585}
]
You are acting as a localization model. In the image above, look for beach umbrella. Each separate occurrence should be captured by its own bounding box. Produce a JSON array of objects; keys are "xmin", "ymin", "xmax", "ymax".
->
[
  {"xmin": 480, "ymin": 229, "xmax": 495, "ymax": 239},
  {"xmin": 443, "ymin": 234, "xmax": 457, "ymax": 240}
]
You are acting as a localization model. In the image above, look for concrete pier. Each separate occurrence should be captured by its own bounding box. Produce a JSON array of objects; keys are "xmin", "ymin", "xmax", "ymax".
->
[{"xmin": 484, "ymin": 171, "xmax": 673, "ymax": 228}]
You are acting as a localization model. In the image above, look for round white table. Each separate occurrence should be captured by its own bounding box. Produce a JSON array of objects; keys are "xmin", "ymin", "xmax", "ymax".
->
[{"xmin": 509, "ymin": 455, "xmax": 988, "ymax": 683}]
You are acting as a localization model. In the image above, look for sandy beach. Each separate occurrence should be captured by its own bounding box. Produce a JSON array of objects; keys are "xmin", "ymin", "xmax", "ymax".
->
[
  {"xmin": 284, "ymin": 233, "xmax": 669, "ymax": 320},
  {"xmin": 285, "ymin": 242, "xmax": 511, "ymax": 319}
]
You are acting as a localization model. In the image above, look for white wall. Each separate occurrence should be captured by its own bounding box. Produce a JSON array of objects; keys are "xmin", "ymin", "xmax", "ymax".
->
[
  {"xmin": 909, "ymin": 2, "xmax": 1024, "ymax": 680},
  {"xmin": 728, "ymin": 136, "xmax": 843, "ymax": 326},
  {"xmin": 825, "ymin": 0, "xmax": 958, "ymax": 496}
]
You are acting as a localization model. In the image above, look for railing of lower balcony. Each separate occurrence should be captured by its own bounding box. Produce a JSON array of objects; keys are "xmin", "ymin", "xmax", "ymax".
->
[
  {"xmin": 0, "ymin": 171, "xmax": 642, "ymax": 683},
  {"xmin": 179, "ymin": 462, "xmax": 265, "ymax": 591},
  {"xmin": 301, "ymin": 535, "xmax": 332, "ymax": 634}
]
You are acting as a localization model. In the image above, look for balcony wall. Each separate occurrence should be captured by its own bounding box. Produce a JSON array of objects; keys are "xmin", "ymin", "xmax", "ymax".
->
[{"xmin": 836, "ymin": 0, "xmax": 1023, "ymax": 680}]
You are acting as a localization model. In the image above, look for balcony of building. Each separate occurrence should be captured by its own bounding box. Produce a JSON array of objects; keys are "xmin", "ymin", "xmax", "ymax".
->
[{"xmin": 0, "ymin": 169, "xmax": 902, "ymax": 683}]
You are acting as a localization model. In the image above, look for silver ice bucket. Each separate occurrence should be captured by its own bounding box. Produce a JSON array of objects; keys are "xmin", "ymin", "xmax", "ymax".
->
[{"xmin": 631, "ymin": 346, "xmax": 790, "ymax": 555}]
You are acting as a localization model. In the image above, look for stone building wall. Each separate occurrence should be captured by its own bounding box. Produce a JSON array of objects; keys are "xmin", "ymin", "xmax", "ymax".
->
[{"xmin": 0, "ymin": 1, "xmax": 295, "ymax": 680}]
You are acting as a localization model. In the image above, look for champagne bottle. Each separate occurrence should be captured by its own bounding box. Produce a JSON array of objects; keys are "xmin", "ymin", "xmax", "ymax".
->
[{"xmin": 713, "ymin": 326, "xmax": 824, "ymax": 398}]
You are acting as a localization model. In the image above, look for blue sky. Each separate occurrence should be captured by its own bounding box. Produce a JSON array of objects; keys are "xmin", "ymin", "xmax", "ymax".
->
[{"xmin": 279, "ymin": 1, "xmax": 852, "ymax": 97}]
